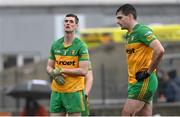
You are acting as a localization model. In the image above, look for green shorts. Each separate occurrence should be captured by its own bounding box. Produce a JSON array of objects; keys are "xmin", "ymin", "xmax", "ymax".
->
[
  {"xmin": 81, "ymin": 95, "xmax": 89, "ymax": 116},
  {"xmin": 128, "ymin": 72, "xmax": 158, "ymax": 103},
  {"xmin": 50, "ymin": 90, "xmax": 85, "ymax": 113}
]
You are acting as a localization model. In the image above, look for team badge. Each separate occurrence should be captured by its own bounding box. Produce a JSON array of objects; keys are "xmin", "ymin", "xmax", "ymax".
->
[
  {"xmin": 64, "ymin": 50, "xmax": 68, "ymax": 55},
  {"xmin": 145, "ymin": 31, "xmax": 154, "ymax": 41},
  {"xmin": 71, "ymin": 50, "xmax": 75, "ymax": 55},
  {"xmin": 147, "ymin": 34, "xmax": 154, "ymax": 41}
]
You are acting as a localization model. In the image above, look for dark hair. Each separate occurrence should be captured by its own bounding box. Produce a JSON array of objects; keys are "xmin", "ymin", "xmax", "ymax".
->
[
  {"xmin": 116, "ymin": 4, "xmax": 137, "ymax": 20},
  {"xmin": 65, "ymin": 14, "xmax": 79, "ymax": 24}
]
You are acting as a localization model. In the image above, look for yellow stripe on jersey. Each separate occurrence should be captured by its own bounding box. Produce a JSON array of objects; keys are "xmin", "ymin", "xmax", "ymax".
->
[
  {"xmin": 80, "ymin": 91, "xmax": 85, "ymax": 110},
  {"xmin": 80, "ymin": 54, "xmax": 89, "ymax": 60},
  {"xmin": 138, "ymin": 78, "xmax": 149, "ymax": 100}
]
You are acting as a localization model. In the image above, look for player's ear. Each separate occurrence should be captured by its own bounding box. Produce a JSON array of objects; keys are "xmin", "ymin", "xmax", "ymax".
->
[
  {"xmin": 129, "ymin": 13, "xmax": 134, "ymax": 19},
  {"xmin": 75, "ymin": 23, "xmax": 79, "ymax": 29}
]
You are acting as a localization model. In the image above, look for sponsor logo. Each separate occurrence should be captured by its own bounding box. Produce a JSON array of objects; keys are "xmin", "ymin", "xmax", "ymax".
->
[
  {"xmin": 126, "ymin": 48, "xmax": 135, "ymax": 54},
  {"xmin": 145, "ymin": 31, "xmax": 152, "ymax": 36},
  {"xmin": 55, "ymin": 50, "xmax": 61, "ymax": 53},
  {"xmin": 56, "ymin": 60, "xmax": 75, "ymax": 66}
]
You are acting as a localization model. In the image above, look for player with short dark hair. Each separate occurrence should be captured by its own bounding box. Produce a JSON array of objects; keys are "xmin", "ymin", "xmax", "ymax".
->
[
  {"xmin": 47, "ymin": 13, "xmax": 89, "ymax": 116},
  {"xmin": 116, "ymin": 4, "xmax": 165, "ymax": 116}
]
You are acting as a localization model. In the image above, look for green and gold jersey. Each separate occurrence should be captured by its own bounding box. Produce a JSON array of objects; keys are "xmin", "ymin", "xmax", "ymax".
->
[
  {"xmin": 125, "ymin": 24, "xmax": 157, "ymax": 84},
  {"xmin": 49, "ymin": 37, "xmax": 89, "ymax": 92}
]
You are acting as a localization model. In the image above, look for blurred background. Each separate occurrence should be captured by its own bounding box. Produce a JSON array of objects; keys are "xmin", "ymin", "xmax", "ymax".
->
[{"xmin": 0, "ymin": 0, "xmax": 180, "ymax": 116}]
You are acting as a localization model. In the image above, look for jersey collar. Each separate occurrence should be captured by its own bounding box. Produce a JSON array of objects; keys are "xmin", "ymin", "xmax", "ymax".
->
[
  {"xmin": 63, "ymin": 37, "xmax": 76, "ymax": 49},
  {"xmin": 132, "ymin": 23, "xmax": 140, "ymax": 31}
]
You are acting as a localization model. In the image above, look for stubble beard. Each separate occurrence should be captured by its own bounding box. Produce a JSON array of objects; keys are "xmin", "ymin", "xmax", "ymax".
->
[{"xmin": 65, "ymin": 30, "xmax": 74, "ymax": 34}]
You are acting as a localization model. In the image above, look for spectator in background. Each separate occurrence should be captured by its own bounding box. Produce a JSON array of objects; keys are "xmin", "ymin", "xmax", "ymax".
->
[
  {"xmin": 157, "ymin": 69, "xmax": 177, "ymax": 102},
  {"xmin": 163, "ymin": 72, "xmax": 176, "ymax": 102},
  {"xmin": 168, "ymin": 69, "xmax": 180, "ymax": 86},
  {"xmin": 157, "ymin": 69, "xmax": 167, "ymax": 102},
  {"xmin": 168, "ymin": 69, "xmax": 180, "ymax": 101},
  {"xmin": 20, "ymin": 98, "xmax": 48, "ymax": 116}
]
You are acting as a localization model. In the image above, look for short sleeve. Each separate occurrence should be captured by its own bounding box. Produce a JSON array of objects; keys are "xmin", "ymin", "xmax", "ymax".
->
[
  {"xmin": 48, "ymin": 42, "xmax": 55, "ymax": 60},
  {"xmin": 78, "ymin": 43, "xmax": 89, "ymax": 61},
  {"xmin": 139, "ymin": 28, "xmax": 157, "ymax": 46},
  {"xmin": 88, "ymin": 61, "xmax": 92, "ymax": 70}
]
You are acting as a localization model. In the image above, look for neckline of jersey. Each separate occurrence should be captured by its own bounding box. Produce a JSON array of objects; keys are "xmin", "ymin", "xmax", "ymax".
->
[
  {"xmin": 62, "ymin": 37, "xmax": 77, "ymax": 49},
  {"xmin": 132, "ymin": 23, "xmax": 140, "ymax": 31},
  {"xmin": 128, "ymin": 23, "xmax": 140, "ymax": 35}
]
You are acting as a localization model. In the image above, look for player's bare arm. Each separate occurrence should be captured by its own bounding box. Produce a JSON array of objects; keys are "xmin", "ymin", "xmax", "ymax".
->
[
  {"xmin": 46, "ymin": 59, "xmax": 55, "ymax": 74},
  {"xmin": 61, "ymin": 61, "xmax": 89, "ymax": 76},
  {"xmin": 85, "ymin": 70, "xmax": 93, "ymax": 96},
  {"xmin": 148, "ymin": 39, "xmax": 165, "ymax": 74}
]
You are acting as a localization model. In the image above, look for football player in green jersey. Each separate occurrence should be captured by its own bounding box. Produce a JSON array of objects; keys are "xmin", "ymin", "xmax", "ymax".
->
[
  {"xmin": 47, "ymin": 14, "xmax": 90, "ymax": 116},
  {"xmin": 116, "ymin": 4, "xmax": 165, "ymax": 116}
]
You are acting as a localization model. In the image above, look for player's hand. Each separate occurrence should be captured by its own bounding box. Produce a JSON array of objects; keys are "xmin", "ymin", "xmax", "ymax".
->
[
  {"xmin": 50, "ymin": 68, "xmax": 63, "ymax": 77},
  {"xmin": 54, "ymin": 75, "xmax": 65, "ymax": 85},
  {"xmin": 135, "ymin": 69, "xmax": 150, "ymax": 81},
  {"xmin": 85, "ymin": 94, "xmax": 89, "ymax": 103}
]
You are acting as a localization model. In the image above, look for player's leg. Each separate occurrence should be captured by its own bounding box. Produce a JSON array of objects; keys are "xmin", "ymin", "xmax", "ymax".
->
[
  {"xmin": 121, "ymin": 99, "xmax": 145, "ymax": 116},
  {"xmin": 50, "ymin": 112, "xmax": 66, "ymax": 116},
  {"xmin": 69, "ymin": 112, "xmax": 81, "ymax": 116},
  {"xmin": 63, "ymin": 90, "xmax": 85, "ymax": 116},
  {"xmin": 122, "ymin": 72, "xmax": 157, "ymax": 116},
  {"xmin": 49, "ymin": 91, "xmax": 66, "ymax": 116},
  {"xmin": 135, "ymin": 72, "xmax": 158, "ymax": 116},
  {"xmin": 122, "ymin": 78, "xmax": 147, "ymax": 116},
  {"xmin": 135, "ymin": 101, "xmax": 152, "ymax": 116}
]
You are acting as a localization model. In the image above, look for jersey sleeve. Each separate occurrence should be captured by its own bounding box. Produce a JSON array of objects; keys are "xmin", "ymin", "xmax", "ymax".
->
[
  {"xmin": 139, "ymin": 28, "xmax": 157, "ymax": 46},
  {"xmin": 48, "ymin": 42, "xmax": 55, "ymax": 60},
  {"xmin": 78, "ymin": 43, "xmax": 90, "ymax": 61}
]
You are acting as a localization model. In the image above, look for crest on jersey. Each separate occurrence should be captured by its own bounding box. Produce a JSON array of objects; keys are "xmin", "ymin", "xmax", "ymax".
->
[
  {"xmin": 71, "ymin": 50, "xmax": 75, "ymax": 55},
  {"xmin": 145, "ymin": 31, "xmax": 154, "ymax": 41},
  {"xmin": 147, "ymin": 34, "xmax": 154, "ymax": 41}
]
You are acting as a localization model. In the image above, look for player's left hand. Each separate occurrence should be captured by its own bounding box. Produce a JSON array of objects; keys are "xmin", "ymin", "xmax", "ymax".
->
[
  {"xmin": 50, "ymin": 67, "xmax": 63, "ymax": 77},
  {"xmin": 85, "ymin": 94, "xmax": 89, "ymax": 103},
  {"xmin": 135, "ymin": 69, "xmax": 150, "ymax": 81},
  {"xmin": 54, "ymin": 75, "xmax": 65, "ymax": 85}
]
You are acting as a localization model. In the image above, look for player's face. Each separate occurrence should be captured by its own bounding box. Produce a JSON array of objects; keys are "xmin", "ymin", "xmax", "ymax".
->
[
  {"xmin": 64, "ymin": 17, "xmax": 77, "ymax": 33},
  {"xmin": 116, "ymin": 11, "xmax": 130, "ymax": 30}
]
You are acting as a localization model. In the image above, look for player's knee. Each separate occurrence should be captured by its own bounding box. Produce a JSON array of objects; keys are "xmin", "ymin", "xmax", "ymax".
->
[
  {"xmin": 136, "ymin": 108, "xmax": 152, "ymax": 116},
  {"xmin": 141, "ymin": 109, "xmax": 152, "ymax": 116},
  {"xmin": 121, "ymin": 108, "xmax": 132, "ymax": 116}
]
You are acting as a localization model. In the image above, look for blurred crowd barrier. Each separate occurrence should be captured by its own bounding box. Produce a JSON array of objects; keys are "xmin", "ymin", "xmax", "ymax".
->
[
  {"xmin": 0, "ymin": 60, "xmax": 50, "ymax": 115},
  {"xmin": 80, "ymin": 24, "xmax": 180, "ymax": 49}
]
